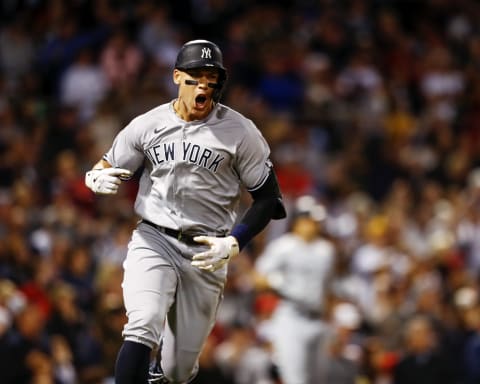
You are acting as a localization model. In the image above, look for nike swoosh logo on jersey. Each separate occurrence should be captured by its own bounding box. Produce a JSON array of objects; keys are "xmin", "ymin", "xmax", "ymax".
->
[{"xmin": 154, "ymin": 125, "xmax": 182, "ymax": 134}]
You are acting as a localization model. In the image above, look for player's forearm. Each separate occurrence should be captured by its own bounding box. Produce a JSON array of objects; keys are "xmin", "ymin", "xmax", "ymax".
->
[
  {"xmin": 91, "ymin": 159, "xmax": 112, "ymax": 170},
  {"xmin": 230, "ymin": 198, "xmax": 278, "ymax": 250},
  {"xmin": 230, "ymin": 170, "xmax": 286, "ymax": 250}
]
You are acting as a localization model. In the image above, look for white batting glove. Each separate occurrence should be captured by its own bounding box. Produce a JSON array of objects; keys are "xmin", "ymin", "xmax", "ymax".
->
[
  {"xmin": 85, "ymin": 168, "xmax": 132, "ymax": 195},
  {"xmin": 191, "ymin": 236, "xmax": 239, "ymax": 272}
]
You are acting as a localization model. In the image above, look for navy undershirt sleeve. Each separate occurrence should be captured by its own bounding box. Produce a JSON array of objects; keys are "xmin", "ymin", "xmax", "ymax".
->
[{"xmin": 230, "ymin": 171, "xmax": 286, "ymax": 250}]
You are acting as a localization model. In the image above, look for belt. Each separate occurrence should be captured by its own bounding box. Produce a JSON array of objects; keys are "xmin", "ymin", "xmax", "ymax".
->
[
  {"xmin": 299, "ymin": 307, "xmax": 323, "ymax": 319},
  {"xmin": 288, "ymin": 301, "xmax": 323, "ymax": 319},
  {"xmin": 141, "ymin": 220, "xmax": 198, "ymax": 245}
]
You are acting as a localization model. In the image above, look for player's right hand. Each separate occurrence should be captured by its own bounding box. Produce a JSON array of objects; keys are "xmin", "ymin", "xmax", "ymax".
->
[{"xmin": 85, "ymin": 168, "xmax": 132, "ymax": 195}]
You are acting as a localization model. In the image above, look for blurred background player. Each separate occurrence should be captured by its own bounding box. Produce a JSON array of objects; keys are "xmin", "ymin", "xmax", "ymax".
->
[{"xmin": 254, "ymin": 195, "xmax": 336, "ymax": 384}]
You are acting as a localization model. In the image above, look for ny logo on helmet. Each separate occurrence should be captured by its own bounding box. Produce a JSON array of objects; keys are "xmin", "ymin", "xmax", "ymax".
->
[{"xmin": 201, "ymin": 47, "xmax": 212, "ymax": 59}]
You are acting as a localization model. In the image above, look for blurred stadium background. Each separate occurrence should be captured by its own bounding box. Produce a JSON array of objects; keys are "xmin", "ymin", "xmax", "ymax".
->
[{"xmin": 1, "ymin": 0, "xmax": 480, "ymax": 383}]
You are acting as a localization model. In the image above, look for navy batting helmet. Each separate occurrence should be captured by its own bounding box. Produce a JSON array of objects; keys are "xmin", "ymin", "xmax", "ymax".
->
[{"xmin": 175, "ymin": 39, "xmax": 227, "ymax": 101}]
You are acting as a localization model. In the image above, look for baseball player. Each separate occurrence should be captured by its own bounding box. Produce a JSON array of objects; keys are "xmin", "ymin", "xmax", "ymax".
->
[
  {"xmin": 254, "ymin": 196, "xmax": 336, "ymax": 384},
  {"xmin": 84, "ymin": 39, "xmax": 286, "ymax": 384}
]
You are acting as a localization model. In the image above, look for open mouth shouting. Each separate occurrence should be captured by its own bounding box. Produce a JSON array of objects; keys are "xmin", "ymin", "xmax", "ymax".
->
[{"xmin": 195, "ymin": 94, "xmax": 209, "ymax": 110}]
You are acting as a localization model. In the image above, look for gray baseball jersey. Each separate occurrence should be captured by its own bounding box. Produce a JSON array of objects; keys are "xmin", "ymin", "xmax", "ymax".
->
[
  {"xmin": 255, "ymin": 233, "xmax": 335, "ymax": 313},
  {"xmin": 103, "ymin": 100, "xmax": 272, "ymax": 234},
  {"xmin": 255, "ymin": 233, "xmax": 336, "ymax": 384}
]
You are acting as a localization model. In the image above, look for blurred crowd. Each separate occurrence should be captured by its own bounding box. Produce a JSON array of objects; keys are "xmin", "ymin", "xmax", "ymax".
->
[{"xmin": 1, "ymin": 0, "xmax": 480, "ymax": 383}]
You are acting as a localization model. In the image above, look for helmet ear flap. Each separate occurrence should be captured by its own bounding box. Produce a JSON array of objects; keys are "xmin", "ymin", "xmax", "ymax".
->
[{"xmin": 213, "ymin": 70, "xmax": 227, "ymax": 102}]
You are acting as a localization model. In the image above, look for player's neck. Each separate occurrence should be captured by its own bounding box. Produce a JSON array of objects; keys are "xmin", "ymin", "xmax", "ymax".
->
[{"xmin": 173, "ymin": 99, "xmax": 213, "ymax": 122}]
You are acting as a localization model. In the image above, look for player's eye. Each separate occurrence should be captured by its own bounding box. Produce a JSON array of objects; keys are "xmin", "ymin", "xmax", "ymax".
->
[{"xmin": 207, "ymin": 72, "xmax": 219, "ymax": 81}]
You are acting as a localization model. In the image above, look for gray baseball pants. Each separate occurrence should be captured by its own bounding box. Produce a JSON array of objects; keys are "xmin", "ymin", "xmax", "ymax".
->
[{"xmin": 121, "ymin": 222, "xmax": 226, "ymax": 382}]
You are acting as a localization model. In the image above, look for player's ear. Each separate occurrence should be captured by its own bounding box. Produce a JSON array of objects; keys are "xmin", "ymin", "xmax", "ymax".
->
[{"xmin": 173, "ymin": 69, "xmax": 182, "ymax": 85}]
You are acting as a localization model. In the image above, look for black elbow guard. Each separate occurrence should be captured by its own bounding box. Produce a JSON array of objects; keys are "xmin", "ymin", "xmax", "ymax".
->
[
  {"xmin": 250, "ymin": 170, "xmax": 287, "ymax": 220},
  {"xmin": 273, "ymin": 197, "xmax": 287, "ymax": 219}
]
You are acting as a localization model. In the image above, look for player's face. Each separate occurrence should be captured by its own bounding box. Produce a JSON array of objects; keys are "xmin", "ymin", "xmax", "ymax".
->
[
  {"xmin": 292, "ymin": 216, "xmax": 320, "ymax": 242},
  {"xmin": 173, "ymin": 68, "xmax": 220, "ymax": 121}
]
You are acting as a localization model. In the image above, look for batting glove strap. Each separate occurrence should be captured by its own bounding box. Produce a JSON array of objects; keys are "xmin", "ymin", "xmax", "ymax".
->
[
  {"xmin": 191, "ymin": 235, "xmax": 239, "ymax": 272},
  {"xmin": 85, "ymin": 168, "xmax": 132, "ymax": 195}
]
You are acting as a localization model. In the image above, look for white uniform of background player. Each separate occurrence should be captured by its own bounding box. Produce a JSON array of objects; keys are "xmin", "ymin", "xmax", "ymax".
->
[
  {"xmin": 85, "ymin": 40, "xmax": 286, "ymax": 384},
  {"xmin": 255, "ymin": 196, "xmax": 336, "ymax": 384}
]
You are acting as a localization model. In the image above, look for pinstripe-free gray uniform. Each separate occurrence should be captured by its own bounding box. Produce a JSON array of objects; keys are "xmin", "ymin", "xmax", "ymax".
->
[
  {"xmin": 255, "ymin": 233, "xmax": 336, "ymax": 384},
  {"xmin": 103, "ymin": 100, "xmax": 272, "ymax": 381},
  {"xmin": 104, "ymin": 101, "xmax": 271, "ymax": 234}
]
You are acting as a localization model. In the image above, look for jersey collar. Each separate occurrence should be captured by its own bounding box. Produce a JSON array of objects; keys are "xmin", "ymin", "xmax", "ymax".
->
[{"xmin": 169, "ymin": 99, "xmax": 219, "ymax": 124}]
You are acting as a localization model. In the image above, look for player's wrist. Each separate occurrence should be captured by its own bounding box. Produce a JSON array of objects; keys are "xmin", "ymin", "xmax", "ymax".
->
[
  {"xmin": 230, "ymin": 224, "xmax": 252, "ymax": 251},
  {"xmin": 226, "ymin": 236, "xmax": 239, "ymax": 258}
]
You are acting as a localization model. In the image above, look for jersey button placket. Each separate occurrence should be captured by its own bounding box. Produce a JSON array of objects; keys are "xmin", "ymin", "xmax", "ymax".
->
[{"xmin": 176, "ymin": 124, "xmax": 188, "ymax": 219}]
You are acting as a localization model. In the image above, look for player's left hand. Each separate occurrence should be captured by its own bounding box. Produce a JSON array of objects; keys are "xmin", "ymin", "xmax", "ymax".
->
[{"xmin": 191, "ymin": 235, "xmax": 239, "ymax": 272}]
